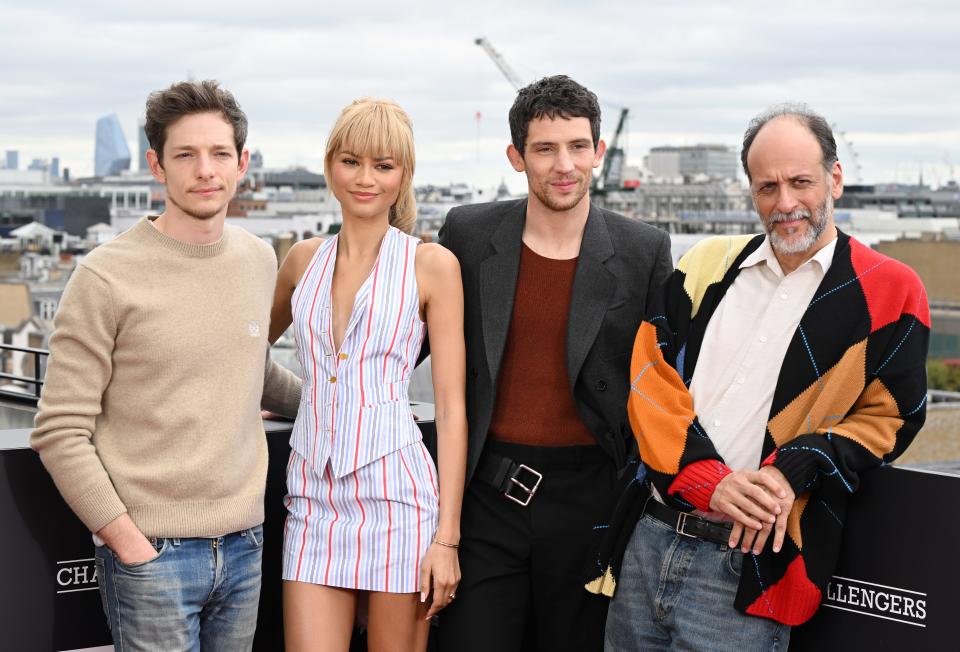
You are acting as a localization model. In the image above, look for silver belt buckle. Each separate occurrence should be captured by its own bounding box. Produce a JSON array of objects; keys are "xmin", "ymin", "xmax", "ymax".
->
[
  {"xmin": 504, "ymin": 464, "xmax": 543, "ymax": 507},
  {"xmin": 676, "ymin": 512, "xmax": 697, "ymax": 538}
]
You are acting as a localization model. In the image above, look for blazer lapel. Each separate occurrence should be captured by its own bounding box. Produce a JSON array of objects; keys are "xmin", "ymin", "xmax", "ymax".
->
[
  {"xmin": 479, "ymin": 201, "xmax": 526, "ymax": 383},
  {"xmin": 567, "ymin": 204, "xmax": 616, "ymax": 388}
]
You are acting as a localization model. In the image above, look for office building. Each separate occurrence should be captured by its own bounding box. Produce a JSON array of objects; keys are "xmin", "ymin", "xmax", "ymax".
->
[
  {"xmin": 644, "ymin": 144, "xmax": 738, "ymax": 182},
  {"xmin": 838, "ymin": 183, "xmax": 960, "ymax": 218},
  {"xmin": 94, "ymin": 114, "xmax": 131, "ymax": 177},
  {"xmin": 138, "ymin": 120, "xmax": 150, "ymax": 172}
]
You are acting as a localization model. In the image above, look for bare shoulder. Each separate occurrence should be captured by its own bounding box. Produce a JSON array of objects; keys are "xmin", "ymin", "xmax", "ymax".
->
[
  {"xmin": 415, "ymin": 242, "xmax": 461, "ymax": 275},
  {"xmin": 278, "ymin": 237, "xmax": 327, "ymax": 290},
  {"xmin": 415, "ymin": 243, "xmax": 462, "ymax": 304},
  {"xmin": 282, "ymin": 237, "xmax": 324, "ymax": 271},
  {"xmin": 289, "ymin": 236, "xmax": 325, "ymax": 259}
]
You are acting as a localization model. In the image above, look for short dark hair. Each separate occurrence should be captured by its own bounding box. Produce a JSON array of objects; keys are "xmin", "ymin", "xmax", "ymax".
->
[
  {"xmin": 508, "ymin": 75, "xmax": 601, "ymax": 155},
  {"xmin": 144, "ymin": 80, "xmax": 248, "ymax": 164},
  {"xmin": 741, "ymin": 103, "xmax": 838, "ymax": 182}
]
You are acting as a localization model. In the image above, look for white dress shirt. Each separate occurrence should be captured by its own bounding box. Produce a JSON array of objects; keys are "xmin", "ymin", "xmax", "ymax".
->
[{"xmin": 688, "ymin": 235, "xmax": 837, "ymax": 472}]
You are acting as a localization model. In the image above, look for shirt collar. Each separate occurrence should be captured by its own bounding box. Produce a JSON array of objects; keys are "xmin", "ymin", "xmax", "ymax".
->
[{"xmin": 740, "ymin": 233, "xmax": 838, "ymax": 278}]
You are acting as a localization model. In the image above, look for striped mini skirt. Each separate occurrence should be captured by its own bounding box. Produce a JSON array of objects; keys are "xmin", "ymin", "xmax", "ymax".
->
[{"xmin": 282, "ymin": 441, "xmax": 439, "ymax": 593}]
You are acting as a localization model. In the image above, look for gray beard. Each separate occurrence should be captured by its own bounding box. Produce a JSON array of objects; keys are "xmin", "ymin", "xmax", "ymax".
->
[{"xmin": 767, "ymin": 193, "xmax": 832, "ymax": 255}]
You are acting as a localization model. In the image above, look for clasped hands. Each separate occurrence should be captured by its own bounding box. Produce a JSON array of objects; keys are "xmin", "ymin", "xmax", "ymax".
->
[{"xmin": 708, "ymin": 466, "xmax": 796, "ymax": 556}]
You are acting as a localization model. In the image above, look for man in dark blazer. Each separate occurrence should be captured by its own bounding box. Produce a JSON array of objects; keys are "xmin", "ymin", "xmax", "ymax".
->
[{"xmin": 435, "ymin": 75, "xmax": 672, "ymax": 652}]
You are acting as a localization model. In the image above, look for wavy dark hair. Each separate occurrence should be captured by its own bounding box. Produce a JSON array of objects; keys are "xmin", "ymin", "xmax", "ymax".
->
[{"xmin": 508, "ymin": 75, "xmax": 601, "ymax": 155}]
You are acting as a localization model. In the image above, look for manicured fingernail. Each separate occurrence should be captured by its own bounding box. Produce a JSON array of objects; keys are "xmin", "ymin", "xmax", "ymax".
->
[
  {"xmin": 729, "ymin": 538, "xmax": 736, "ymax": 547},
  {"xmin": 420, "ymin": 593, "xmax": 426, "ymax": 602}
]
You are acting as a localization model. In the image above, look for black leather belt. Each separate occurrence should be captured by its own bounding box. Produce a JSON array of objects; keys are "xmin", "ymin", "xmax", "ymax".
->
[
  {"xmin": 645, "ymin": 497, "xmax": 734, "ymax": 546},
  {"xmin": 475, "ymin": 452, "xmax": 543, "ymax": 507}
]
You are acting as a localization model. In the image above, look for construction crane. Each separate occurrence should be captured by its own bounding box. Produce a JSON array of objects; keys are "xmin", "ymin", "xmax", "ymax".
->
[
  {"xmin": 596, "ymin": 105, "xmax": 628, "ymax": 194},
  {"xmin": 474, "ymin": 37, "xmax": 628, "ymax": 195},
  {"xmin": 474, "ymin": 38, "xmax": 524, "ymax": 90}
]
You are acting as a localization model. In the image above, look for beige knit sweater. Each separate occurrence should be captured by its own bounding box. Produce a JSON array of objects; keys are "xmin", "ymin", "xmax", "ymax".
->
[{"xmin": 31, "ymin": 217, "xmax": 301, "ymax": 538}]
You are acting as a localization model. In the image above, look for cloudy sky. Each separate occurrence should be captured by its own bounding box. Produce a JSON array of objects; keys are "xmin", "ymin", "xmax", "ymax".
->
[{"xmin": 2, "ymin": 0, "xmax": 958, "ymax": 192}]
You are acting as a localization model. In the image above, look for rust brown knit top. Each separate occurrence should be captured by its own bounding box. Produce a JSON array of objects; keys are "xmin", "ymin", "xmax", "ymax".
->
[{"xmin": 489, "ymin": 243, "xmax": 594, "ymax": 446}]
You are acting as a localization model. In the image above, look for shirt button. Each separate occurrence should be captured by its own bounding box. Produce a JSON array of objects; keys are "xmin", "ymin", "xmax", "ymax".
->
[
  {"xmin": 713, "ymin": 419, "xmax": 721, "ymax": 427},
  {"xmin": 339, "ymin": 353, "xmax": 348, "ymax": 360},
  {"xmin": 759, "ymin": 335, "xmax": 768, "ymax": 343},
  {"xmin": 737, "ymin": 376, "xmax": 745, "ymax": 384},
  {"xmin": 329, "ymin": 376, "xmax": 337, "ymax": 383},
  {"xmin": 780, "ymin": 293, "xmax": 788, "ymax": 300}
]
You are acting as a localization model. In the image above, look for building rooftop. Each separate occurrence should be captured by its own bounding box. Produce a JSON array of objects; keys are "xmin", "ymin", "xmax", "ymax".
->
[{"xmin": 259, "ymin": 169, "xmax": 326, "ymax": 189}]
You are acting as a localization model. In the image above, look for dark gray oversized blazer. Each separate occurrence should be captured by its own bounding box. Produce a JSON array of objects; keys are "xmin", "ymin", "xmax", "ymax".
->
[{"xmin": 437, "ymin": 198, "xmax": 673, "ymax": 484}]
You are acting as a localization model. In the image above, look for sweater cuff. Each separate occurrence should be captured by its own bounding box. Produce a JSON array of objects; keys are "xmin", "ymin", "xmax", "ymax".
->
[
  {"xmin": 70, "ymin": 482, "xmax": 128, "ymax": 534},
  {"xmin": 668, "ymin": 460, "xmax": 732, "ymax": 511},
  {"xmin": 765, "ymin": 448, "xmax": 820, "ymax": 496}
]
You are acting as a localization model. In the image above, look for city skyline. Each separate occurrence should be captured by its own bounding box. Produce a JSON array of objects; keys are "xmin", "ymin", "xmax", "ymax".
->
[{"xmin": 2, "ymin": 0, "xmax": 959, "ymax": 192}]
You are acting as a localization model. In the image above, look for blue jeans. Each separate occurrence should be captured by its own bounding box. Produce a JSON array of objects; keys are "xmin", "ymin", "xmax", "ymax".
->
[
  {"xmin": 604, "ymin": 514, "xmax": 790, "ymax": 652},
  {"xmin": 94, "ymin": 525, "xmax": 264, "ymax": 652}
]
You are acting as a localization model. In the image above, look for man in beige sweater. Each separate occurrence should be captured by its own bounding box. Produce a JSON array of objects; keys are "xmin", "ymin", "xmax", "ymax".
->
[{"xmin": 31, "ymin": 80, "xmax": 300, "ymax": 651}]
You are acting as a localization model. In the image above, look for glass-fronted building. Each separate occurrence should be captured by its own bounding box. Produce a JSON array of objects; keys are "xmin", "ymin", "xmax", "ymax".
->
[{"xmin": 94, "ymin": 114, "xmax": 131, "ymax": 177}]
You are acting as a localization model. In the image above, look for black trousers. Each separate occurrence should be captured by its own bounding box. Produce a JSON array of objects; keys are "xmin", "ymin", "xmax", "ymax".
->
[{"xmin": 437, "ymin": 440, "xmax": 616, "ymax": 652}]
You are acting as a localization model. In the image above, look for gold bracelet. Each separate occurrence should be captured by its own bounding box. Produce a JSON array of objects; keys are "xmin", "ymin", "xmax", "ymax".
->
[{"xmin": 432, "ymin": 537, "xmax": 459, "ymax": 549}]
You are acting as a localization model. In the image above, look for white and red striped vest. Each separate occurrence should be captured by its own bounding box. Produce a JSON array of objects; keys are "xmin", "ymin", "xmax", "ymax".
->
[{"xmin": 289, "ymin": 226, "xmax": 425, "ymax": 477}]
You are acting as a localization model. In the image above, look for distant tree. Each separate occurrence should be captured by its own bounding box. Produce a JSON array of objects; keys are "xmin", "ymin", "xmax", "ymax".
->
[{"xmin": 928, "ymin": 360, "xmax": 960, "ymax": 392}]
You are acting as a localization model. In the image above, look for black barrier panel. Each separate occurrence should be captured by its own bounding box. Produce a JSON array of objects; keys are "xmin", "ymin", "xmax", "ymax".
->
[
  {"xmin": 0, "ymin": 444, "xmax": 112, "ymax": 651},
  {"xmin": 1, "ymin": 418, "xmax": 955, "ymax": 651},
  {"xmin": 790, "ymin": 465, "xmax": 956, "ymax": 650}
]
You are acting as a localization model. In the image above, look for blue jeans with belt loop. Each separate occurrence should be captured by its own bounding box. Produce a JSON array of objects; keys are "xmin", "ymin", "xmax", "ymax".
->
[
  {"xmin": 604, "ymin": 514, "xmax": 790, "ymax": 652},
  {"xmin": 94, "ymin": 525, "xmax": 264, "ymax": 652}
]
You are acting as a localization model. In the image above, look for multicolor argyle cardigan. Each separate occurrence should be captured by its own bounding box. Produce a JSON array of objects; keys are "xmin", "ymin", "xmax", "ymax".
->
[{"xmin": 586, "ymin": 230, "xmax": 929, "ymax": 625}]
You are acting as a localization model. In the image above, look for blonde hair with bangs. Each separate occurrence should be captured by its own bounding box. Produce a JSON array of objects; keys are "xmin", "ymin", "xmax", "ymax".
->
[{"xmin": 324, "ymin": 98, "xmax": 417, "ymax": 234}]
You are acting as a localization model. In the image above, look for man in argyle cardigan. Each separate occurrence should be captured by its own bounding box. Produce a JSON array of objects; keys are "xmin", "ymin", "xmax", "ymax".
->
[{"xmin": 597, "ymin": 105, "xmax": 929, "ymax": 651}]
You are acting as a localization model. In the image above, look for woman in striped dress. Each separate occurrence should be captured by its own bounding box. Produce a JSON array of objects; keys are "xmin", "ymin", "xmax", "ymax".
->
[{"xmin": 269, "ymin": 99, "xmax": 467, "ymax": 651}]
